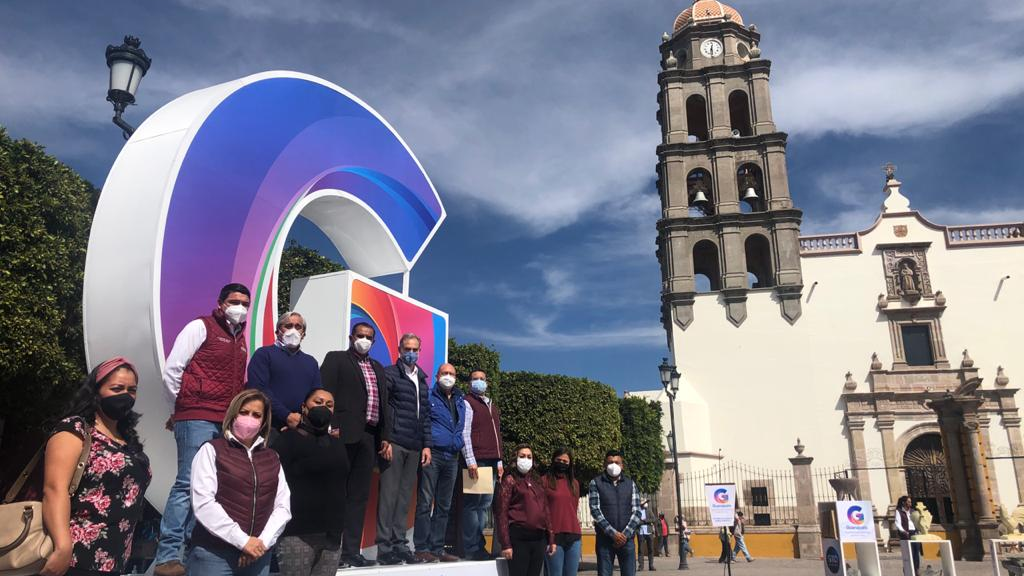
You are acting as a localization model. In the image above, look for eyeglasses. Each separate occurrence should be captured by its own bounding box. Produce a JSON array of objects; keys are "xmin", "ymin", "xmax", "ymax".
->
[{"xmin": 281, "ymin": 322, "xmax": 305, "ymax": 330}]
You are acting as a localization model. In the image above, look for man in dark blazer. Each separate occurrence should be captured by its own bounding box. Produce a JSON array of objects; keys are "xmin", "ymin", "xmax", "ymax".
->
[{"xmin": 320, "ymin": 322, "xmax": 392, "ymax": 568}]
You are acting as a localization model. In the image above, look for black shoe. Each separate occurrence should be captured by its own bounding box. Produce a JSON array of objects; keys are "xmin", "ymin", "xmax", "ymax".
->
[
  {"xmin": 343, "ymin": 554, "xmax": 378, "ymax": 568},
  {"xmin": 377, "ymin": 552, "xmax": 402, "ymax": 566},
  {"xmin": 397, "ymin": 551, "xmax": 422, "ymax": 565},
  {"xmin": 337, "ymin": 558, "xmax": 351, "ymax": 569}
]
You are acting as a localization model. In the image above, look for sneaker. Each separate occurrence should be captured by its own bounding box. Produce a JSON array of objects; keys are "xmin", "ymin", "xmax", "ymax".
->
[
  {"xmin": 414, "ymin": 551, "xmax": 439, "ymax": 563},
  {"xmin": 343, "ymin": 554, "xmax": 378, "ymax": 568},
  {"xmin": 153, "ymin": 561, "xmax": 186, "ymax": 576},
  {"xmin": 397, "ymin": 551, "xmax": 422, "ymax": 564},
  {"xmin": 436, "ymin": 553, "xmax": 460, "ymax": 562},
  {"xmin": 377, "ymin": 552, "xmax": 402, "ymax": 566},
  {"xmin": 747, "ymin": 558, "xmax": 755, "ymax": 562}
]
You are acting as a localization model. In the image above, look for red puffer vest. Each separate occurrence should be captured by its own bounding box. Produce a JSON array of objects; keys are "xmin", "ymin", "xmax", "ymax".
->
[
  {"xmin": 465, "ymin": 393, "xmax": 503, "ymax": 461},
  {"xmin": 190, "ymin": 436, "xmax": 280, "ymax": 549},
  {"xmin": 174, "ymin": 309, "xmax": 247, "ymax": 423}
]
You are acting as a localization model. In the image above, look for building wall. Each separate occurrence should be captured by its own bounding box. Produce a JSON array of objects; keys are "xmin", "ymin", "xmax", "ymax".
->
[{"xmin": 660, "ymin": 204, "xmax": 1024, "ymax": 512}]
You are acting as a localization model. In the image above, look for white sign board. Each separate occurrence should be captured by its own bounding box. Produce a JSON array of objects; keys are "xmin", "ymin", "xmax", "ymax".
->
[
  {"xmin": 704, "ymin": 483, "xmax": 737, "ymax": 528},
  {"xmin": 836, "ymin": 501, "xmax": 875, "ymax": 543}
]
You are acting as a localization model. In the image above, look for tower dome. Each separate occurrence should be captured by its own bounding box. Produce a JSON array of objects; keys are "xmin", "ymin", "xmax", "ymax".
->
[{"xmin": 673, "ymin": 0, "xmax": 744, "ymax": 31}]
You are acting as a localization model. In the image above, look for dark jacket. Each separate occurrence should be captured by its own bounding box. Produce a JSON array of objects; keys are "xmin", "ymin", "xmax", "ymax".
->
[
  {"xmin": 175, "ymin": 310, "xmax": 247, "ymax": 423},
  {"xmin": 246, "ymin": 344, "xmax": 321, "ymax": 429},
  {"xmin": 465, "ymin": 393, "xmax": 503, "ymax": 461},
  {"xmin": 319, "ymin": 349, "xmax": 390, "ymax": 445},
  {"xmin": 275, "ymin": 425, "xmax": 349, "ymax": 537},
  {"xmin": 591, "ymin": 473, "xmax": 639, "ymax": 537},
  {"xmin": 429, "ymin": 385, "xmax": 465, "ymax": 455},
  {"xmin": 191, "ymin": 436, "xmax": 280, "ymax": 549},
  {"xmin": 383, "ymin": 362, "xmax": 432, "ymax": 451}
]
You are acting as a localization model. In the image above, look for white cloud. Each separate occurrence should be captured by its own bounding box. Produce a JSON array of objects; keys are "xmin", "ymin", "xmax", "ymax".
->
[{"xmin": 458, "ymin": 315, "xmax": 664, "ymax": 349}]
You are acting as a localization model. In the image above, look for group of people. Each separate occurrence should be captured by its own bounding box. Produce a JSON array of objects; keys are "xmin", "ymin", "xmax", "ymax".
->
[
  {"xmin": 32, "ymin": 282, "xmax": 651, "ymax": 576},
  {"xmin": 716, "ymin": 511, "xmax": 754, "ymax": 564}
]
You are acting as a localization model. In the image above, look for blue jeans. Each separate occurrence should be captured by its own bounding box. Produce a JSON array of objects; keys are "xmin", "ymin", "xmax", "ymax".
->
[
  {"xmin": 732, "ymin": 534, "xmax": 752, "ymax": 560},
  {"xmin": 186, "ymin": 544, "xmax": 270, "ymax": 576},
  {"xmin": 155, "ymin": 420, "xmax": 220, "ymax": 564},
  {"xmin": 545, "ymin": 538, "xmax": 581, "ymax": 576},
  {"xmin": 596, "ymin": 534, "xmax": 635, "ymax": 576},
  {"xmin": 413, "ymin": 451, "xmax": 459, "ymax": 555}
]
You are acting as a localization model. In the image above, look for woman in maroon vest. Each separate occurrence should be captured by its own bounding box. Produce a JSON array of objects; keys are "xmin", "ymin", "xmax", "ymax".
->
[
  {"xmin": 187, "ymin": 390, "xmax": 292, "ymax": 576},
  {"xmin": 496, "ymin": 444, "xmax": 554, "ymax": 576}
]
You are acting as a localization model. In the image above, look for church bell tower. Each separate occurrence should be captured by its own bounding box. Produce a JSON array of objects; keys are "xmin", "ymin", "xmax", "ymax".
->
[{"xmin": 656, "ymin": 0, "xmax": 804, "ymax": 330}]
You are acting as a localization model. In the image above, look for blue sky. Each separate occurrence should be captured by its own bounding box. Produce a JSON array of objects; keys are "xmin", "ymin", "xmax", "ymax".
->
[{"xmin": 2, "ymin": 0, "xmax": 1023, "ymax": 393}]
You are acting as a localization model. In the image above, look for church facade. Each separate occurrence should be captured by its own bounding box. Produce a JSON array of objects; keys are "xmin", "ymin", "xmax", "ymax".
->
[{"xmin": 644, "ymin": 0, "xmax": 1024, "ymax": 552}]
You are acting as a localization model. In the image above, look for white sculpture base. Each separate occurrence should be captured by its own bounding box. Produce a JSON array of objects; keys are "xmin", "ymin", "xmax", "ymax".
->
[{"xmin": 900, "ymin": 539, "xmax": 955, "ymax": 576}]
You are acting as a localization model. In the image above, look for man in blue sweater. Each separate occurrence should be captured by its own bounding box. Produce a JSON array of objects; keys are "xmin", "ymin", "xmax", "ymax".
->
[{"xmin": 247, "ymin": 311, "xmax": 321, "ymax": 431}]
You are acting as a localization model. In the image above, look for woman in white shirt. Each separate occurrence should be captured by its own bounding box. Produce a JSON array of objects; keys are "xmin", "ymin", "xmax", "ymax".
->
[{"xmin": 187, "ymin": 389, "xmax": 291, "ymax": 576}]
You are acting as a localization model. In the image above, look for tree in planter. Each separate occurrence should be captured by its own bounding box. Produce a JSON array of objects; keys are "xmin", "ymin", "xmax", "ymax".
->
[
  {"xmin": 276, "ymin": 239, "xmax": 344, "ymax": 316},
  {"xmin": 498, "ymin": 371, "xmax": 622, "ymax": 484},
  {"xmin": 0, "ymin": 128, "xmax": 97, "ymax": 458},
  {"xmin": 619, "ymin": 396, "xmax": 665, "ymax": 494}
]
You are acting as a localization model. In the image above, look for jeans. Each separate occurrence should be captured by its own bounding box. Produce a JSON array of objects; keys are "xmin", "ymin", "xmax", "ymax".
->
[
  {"xmin": 545, "ymin": 538, "xmax": 581, "ymax": 576},
  {"xmin": 637, "ymin": 534, "xmax": 653, "ymax": 568},
  {"xmin": 462, "ymin": 462, "xmax": 498, "ymax": 556},
  {"xmin": 596, "ymin": 534, "xmax": 636, "ymax": 576},
  {"xmin": 732, "ymin": 534, "xmax": 752, "ymax": 561},
  {"xmin": 659, "ymin": 536, "xmax": 669, "ymax": 556},
  {"xmin": 186, "ymin": 544, "xmax": 271, "ymax": 576},
  {"xmin": 376, "ymin": 443, "xmax": 420, "ymax": 555},
  {"xmin": 413, "ymin": 451, "xmax": 459, "ymax": 555},
  {"xmin": 155, "ymin": 420, "xmax": 220, "ymax": 564}
]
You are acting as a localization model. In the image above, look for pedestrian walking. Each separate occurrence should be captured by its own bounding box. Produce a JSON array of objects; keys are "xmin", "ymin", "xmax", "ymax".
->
[
  {"xmin": 543, "ymin": 447, "xmax": 582, "ymax": 576},
  {"xmin": 731, "ymin": 511, "xmax": 753, "ymax": 562},
  {"xmin": 658, "ymin": 513, "xmax": 670, "ymax": 557}
]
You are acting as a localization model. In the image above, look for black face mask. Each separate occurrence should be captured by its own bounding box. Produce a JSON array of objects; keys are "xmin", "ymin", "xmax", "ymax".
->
[
  {"xmin": 552, "ymin": 461, "xmax": 570, "ymax": 474},
  {"xmin": 306, "ymin": 406, "xmax": 332, "ymax": 431},
  {"xmin": 100, "ymin": 393, "xmax": 135, "ymax": 421}
]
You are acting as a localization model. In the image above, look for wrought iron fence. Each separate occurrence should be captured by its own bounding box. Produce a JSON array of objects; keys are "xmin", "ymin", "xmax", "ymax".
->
[
  {"xmin": 678, "ymin": 461, "xmax": 797, "ymax": 526},
  {"xmin": 812, "ymin": 465, "xmax": 850, "ymax": 504}
]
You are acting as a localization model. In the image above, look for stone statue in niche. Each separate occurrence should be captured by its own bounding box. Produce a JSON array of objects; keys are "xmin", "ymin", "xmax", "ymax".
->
[
  {"xmin": 899, "ymin": 262, "xmax": 918, "ymax": 294},
  {"xmin": 882, "ymin": 247, "xmax": 933, "ymax": 301}
]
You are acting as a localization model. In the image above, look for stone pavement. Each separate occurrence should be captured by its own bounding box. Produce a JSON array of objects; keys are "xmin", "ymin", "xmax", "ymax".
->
[{"xmin": 575, "ymin": 554, "xmax": 997, "ymax": 575}]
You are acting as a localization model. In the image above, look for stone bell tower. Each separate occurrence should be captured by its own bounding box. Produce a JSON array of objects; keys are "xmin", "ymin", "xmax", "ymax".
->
[{"xmin": 655, "ymin": 0, "xmax": 804, "ymax": 330}]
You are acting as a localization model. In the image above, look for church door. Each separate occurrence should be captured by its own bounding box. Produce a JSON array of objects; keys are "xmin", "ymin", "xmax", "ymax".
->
[{"xmin": 903, "ymin": 433, "xmax": 955, "ymax": 524}]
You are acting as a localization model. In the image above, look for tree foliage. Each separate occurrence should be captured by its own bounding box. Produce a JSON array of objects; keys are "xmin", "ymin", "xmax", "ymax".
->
[
  {"xmin": 499, "ymin": 371, "xmax": 622, "ymax": 484},
  {"xmin": 0, "ymin": 127, "xmax": 96, "ymax": 438},
  {"xmin": 447, "ymin": 338, "xmax": 501, "ymax": 396},
  {"xmin": 276, "ymin": 240, "xmax": 344, "ymax": 315},
  {"xmin": 619, "ymin": 396, "xmax": 665, "ymax": 494}
]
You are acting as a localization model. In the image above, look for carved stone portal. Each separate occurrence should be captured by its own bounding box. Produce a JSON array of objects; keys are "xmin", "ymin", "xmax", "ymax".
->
[{"xmin": 882, "ymin": 245, "xmax": 933, "ymax": 302}]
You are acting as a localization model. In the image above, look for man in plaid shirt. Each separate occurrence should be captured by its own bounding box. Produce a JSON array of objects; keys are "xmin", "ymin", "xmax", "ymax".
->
[{"xmin": 589, "ymin": 450, "xmax": 642, "ymax": 576}]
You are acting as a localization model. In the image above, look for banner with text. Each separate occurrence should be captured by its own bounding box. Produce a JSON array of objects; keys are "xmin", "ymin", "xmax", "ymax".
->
[
  {"xmin": 836, "ymin": 500, "xmax": 875, "ymax": 543},
  {"xmin": 704, "ymin": 483, "xmax": 737, "ymax": 527}
]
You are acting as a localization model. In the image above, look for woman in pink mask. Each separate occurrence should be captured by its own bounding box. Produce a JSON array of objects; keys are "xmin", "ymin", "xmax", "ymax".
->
[{"xmin": 187, "ymin": 389, "xmax": 291, "ymax": 575}]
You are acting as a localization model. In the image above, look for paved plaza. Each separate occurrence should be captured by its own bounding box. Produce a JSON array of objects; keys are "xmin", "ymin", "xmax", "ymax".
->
[{"xmin": 575, "ymin": 554, "xmax": 997, "ymax": 575}]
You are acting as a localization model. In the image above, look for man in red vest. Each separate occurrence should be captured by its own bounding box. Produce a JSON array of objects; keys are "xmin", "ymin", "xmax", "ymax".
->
[
  {"xmin": 461, "ymin": 369, "xmax": 504, "ymax": 560},
  {"xmin": 153, "ymin": 283, "xmax": 250, "ymax": 576}
]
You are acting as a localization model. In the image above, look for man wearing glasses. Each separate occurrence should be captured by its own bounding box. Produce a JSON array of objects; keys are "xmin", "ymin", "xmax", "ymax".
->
[
  {"xmin": 320, "ymin": 322, "xmax": 392, "ymax": 568},
  {"xmin": 246, "ymin": 311, "xmax": 321, "ymax": 434},
  {"xmin": 377, "ymin": 333, "xmax": 434, "ymax": 565}
]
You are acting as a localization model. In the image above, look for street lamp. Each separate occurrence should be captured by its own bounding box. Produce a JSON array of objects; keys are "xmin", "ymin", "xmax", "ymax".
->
[
  {"xmin": 659, "ymin": 357, "xmax": 688, "ymax": 570},
  {"xmin": 105, "ymin": 35, "xmax": 152, "ymax": 139}
]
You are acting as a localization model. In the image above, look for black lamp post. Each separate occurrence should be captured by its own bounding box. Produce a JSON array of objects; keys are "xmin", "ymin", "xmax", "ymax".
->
[
  {"xmin": 105, "ymin": 36, "xmax": 152, "ymax": 139},
  {"xmin": 659, "ymin": 357, "xmax": 688, "ymax": 570}
]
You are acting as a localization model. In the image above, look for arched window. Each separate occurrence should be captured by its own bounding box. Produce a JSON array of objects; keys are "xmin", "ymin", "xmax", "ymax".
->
[
  {"xmin": 744, "ymin": 234, "xmax": 774, "ymax": 288},
  {"xmin": 737, "ymin": 163, "xmax": 765, "ymax": 213},
  {"xmin": 687, "ymin": 168, "xmax": 714, "ymax": 216},
  {"xmin": 728, "ymin": 90, "xmax": 753, "ymax": 137},
  {"xmin": 693, "ymin": 240, "xmax": 721, "ymax": 292},
  {"xmin": 686, "ymin": 94, "xmax": 709, "ymax": 142}
]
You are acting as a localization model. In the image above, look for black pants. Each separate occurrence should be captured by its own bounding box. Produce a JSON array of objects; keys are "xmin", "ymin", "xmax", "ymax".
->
[
  {"xmin": 718, "ymin": 529, "xmax": 731, "ymax": 563},
  {"xmin": 900, "ymin": 537, "xmax": 921, "ymax": 574},
  {"xmin": 342, "ymin": 431, "xmax": 376, "ymax": 557},
  {"xmin": 637, "ymin": 534, "xmax": 653, "ymax": 568},
  {"xmin": 508, "ymin": 525, "xmax": 546, "ymax": 576}
]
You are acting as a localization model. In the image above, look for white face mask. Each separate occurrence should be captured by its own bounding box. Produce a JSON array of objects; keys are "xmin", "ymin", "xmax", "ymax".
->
[
  {"xmin": 224, "ymin": 304, "xmax": 247, "ymax": 325},
  {"xmin": 438, "ymin": 374, "xmax": 456, "ymax": 389},
  {"xmin": 517, "ymin": 457, "xmax": 534, "ymax": 474},
  {"xmin": 281, "ymin": 329, "xmax": 301, "ymax": 348},
  {"xmin": 352, "ymin": 337, "xmax": 372, "ymax": 354},
  {"xmin": 606, "ymin": 463, "xmax": 622, "ymax": 478}
]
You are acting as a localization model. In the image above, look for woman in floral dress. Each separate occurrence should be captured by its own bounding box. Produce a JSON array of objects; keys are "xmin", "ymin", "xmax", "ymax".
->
[{"xmin": 40, "ymin": 356, "xmax": 152, "ymax": 576}]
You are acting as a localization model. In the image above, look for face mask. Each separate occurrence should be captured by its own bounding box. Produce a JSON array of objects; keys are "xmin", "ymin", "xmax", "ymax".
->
[
  {"xmin": 306, "ymin": 406, "xmax": 332, "ymax": 431},
  {"xmin": 232, "ymin": 414, "xmax": 262, "ymax": 442},
  {"xmin": 606, "ymin": 463, "xmax": 622, "ymax": 478},
  {"xmin": 352, "ymin": 337, "xmax": 372, "ymax": 354},
  {"xmin": 99, "ymin": 393, "xmax": 135, "ymax": 421},
  {"xmin": 516, "ymin": 457, "xmax": 533, "ymax": 474},
  {"xmin": 224, "ymin": 304, "xmax": 247, "ymax": 325},
  {"xmin": 401, "ymin": 351, "xmax": 419, "ymax": 365},
  {"xmin": 281, "ymin": 329, "xmax": 301, "ymax": 348},
  {"xmin": 438, "ymin": 374, "xmax": 456, "ymax": 389},
  {"xmin": 470, "ymin": 379, "xmax": 487, "ymax": 394},
  {"xmin": 552, "ymin": 461, "xmax": 570, "ymax": 474}
]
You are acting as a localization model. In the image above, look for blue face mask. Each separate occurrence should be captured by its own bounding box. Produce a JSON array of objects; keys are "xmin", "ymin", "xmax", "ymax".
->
[
  {"xmin": 401, "ymin": 351, "xmax": 419, "ymax": 365},
  {"xmin": 471, "ymin": 379, "xmax": 487, "ymax": 394}
]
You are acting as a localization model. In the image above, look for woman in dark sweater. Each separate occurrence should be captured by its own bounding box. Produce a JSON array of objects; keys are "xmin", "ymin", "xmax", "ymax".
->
[
  {"xmin": 543, "ymin": 447, "xmax": 582, "ymax": 576},
  {"xmin": 496, "ymin": 444, "xmax": 554, "ymax": 576},
  {"xmin": 273, "ymin": 389, "xmax": 350, "ymax": 576}
]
